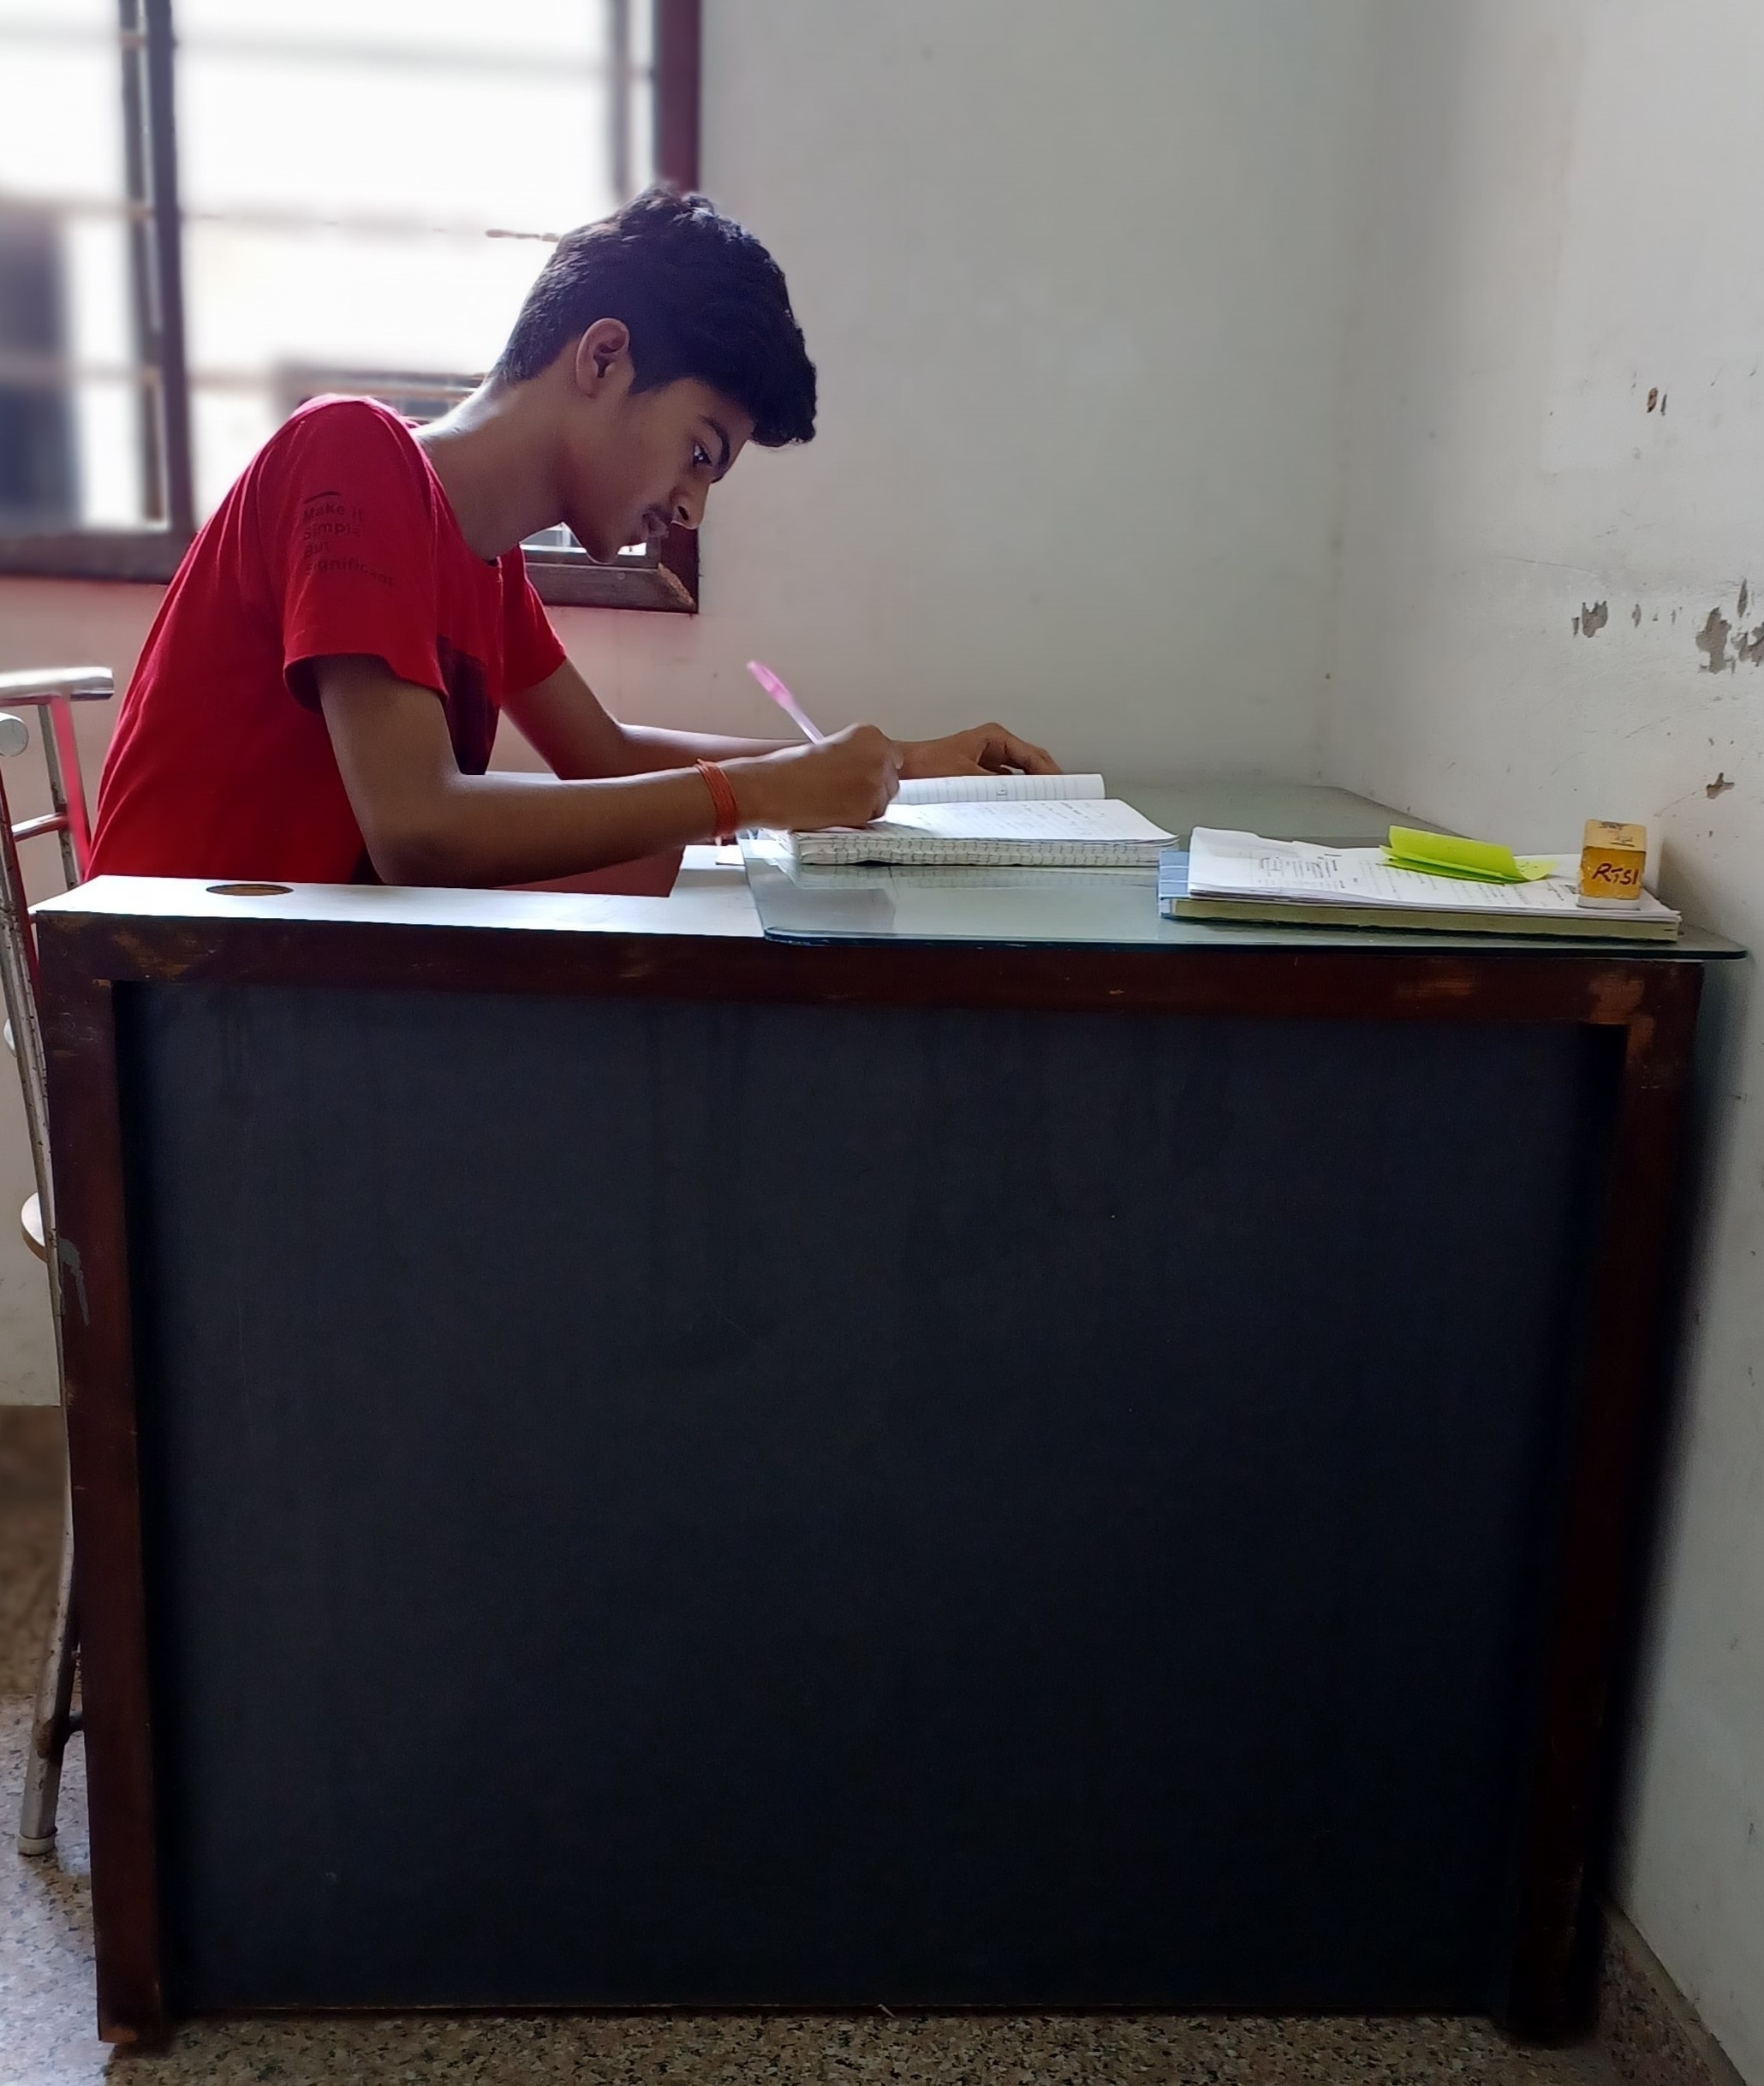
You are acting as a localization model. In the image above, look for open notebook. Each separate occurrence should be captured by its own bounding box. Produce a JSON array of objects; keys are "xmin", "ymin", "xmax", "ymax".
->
[{"xmin": 779, "ymin": 773, "xmax": 1172, "ymax": 868}]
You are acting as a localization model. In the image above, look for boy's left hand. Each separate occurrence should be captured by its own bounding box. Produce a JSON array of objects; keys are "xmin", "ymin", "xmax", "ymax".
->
[{"xmin": 899, "ymin": 724, "xmax": 1059, "ymax": 778}]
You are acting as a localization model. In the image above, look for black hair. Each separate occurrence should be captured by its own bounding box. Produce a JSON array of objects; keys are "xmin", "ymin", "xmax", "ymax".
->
[{"xmin": 494, "ymin": 187, "xmax": 816, "ymax": 447}]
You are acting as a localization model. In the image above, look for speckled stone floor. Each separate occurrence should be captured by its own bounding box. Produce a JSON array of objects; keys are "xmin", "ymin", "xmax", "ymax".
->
[{"xmin": 1, "ymin": 1405, "xmax": 1619, "ymax": 2084}]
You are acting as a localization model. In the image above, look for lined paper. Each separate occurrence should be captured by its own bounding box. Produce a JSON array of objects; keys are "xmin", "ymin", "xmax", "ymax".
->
[{"xmin": 790, "ymin": 796, "xmax": 1171, "ymax": 867}]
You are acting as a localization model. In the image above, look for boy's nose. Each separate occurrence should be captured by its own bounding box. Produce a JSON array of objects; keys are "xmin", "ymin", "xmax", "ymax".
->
[{"xmin": 674, "ymin": 483, "xmax": 706, "ymax": 531}]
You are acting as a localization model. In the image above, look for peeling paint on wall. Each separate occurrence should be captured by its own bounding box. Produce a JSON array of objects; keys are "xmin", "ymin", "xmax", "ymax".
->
[
  {"xmin": 1696, "ymin": 607, "xmax": 1732, "ymax": 673},
  {"xmin": 1707, "ymin": 772, "xmax": 1736, "ymax": 797},
  {"xmin": 1689, "ymin": 588, "xmax": 1764, "ymax": 670},
  {"xmin": 1579, "ymin": 599, "xmax": 1610, "ymax": 636}
]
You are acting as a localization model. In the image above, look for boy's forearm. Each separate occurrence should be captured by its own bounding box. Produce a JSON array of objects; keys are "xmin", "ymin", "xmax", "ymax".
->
[
  {"xmin": 373, "ymin": 733, "xmax": 908, "ymax": 885},
  {"xmin": 381, "ymin": 766, "xmax": 724, "ymax": 885},
  {"xmin": 501, "ymin": 659, "xmax": 789, "ymax": 780},
  {"xmin": 323, "ymin": 662, "xmax": 755, "ymax": 882},
  {"xmin": 612, "ymin": 721, "xmax": 790, "ymax": 770},
  {"xmin": 320, "ymin": 662, "xmax": 904, "ymax": 885}
]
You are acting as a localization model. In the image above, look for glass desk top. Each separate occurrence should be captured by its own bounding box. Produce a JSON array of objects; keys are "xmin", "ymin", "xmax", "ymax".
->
[{"xmin": 741, "ymin": 783, "xmax": 1743, "ymax": 960}]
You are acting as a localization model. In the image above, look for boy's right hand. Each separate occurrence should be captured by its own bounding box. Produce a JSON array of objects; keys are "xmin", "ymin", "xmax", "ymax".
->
[{"xmin": 728, "ymin": 724, "xmax": 903, "ymax": 832}]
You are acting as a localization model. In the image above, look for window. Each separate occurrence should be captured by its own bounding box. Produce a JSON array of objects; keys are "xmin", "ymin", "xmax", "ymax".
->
[{"xmin": 0, "ymin": 0, "xmax": 702, "ymax": 610}]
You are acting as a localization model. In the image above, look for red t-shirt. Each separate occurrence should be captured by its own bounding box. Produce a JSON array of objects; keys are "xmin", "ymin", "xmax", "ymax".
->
[{"xmin": 90, "ymin": 396, "xmax": 566, "ymax": 883}]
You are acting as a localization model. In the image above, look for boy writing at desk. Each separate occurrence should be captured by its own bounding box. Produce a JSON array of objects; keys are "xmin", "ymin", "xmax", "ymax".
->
[{"xmin": 89, "ymin": 189, "xmax": 1055, "ymax": 886}]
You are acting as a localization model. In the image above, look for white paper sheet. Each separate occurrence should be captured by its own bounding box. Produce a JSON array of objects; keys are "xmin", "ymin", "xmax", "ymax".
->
[{"xmin": 1186, "ymin": 828, "xmax": 1680, "ymax": 923}]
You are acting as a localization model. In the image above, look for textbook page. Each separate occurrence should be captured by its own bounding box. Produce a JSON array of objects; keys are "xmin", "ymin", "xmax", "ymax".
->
[
  {"xmin": 891, "ymin": 772, "xmax": 1105, "ymax": 807},
  {"xmin": 1186, "ymin": 829, "xmax": 1681, "ymax": 923}
]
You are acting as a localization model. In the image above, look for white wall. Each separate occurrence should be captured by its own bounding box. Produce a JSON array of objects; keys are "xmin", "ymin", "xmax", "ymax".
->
[
  {"xmin": 576, "ymin": 0, "xmax": 1374, "ymax": 779},
  {"xmin": 1329, "ymin": 3, "xmax": 1764, "ymax": 2075}
]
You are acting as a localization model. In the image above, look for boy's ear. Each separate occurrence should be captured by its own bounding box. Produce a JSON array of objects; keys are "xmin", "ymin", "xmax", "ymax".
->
[{"xmin": 571, "ymin": 318, "xmax": 634, "ymax": 397}]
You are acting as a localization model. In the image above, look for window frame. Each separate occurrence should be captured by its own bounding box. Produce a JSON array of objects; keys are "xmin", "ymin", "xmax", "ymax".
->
[{"xmin": 0, "ymin": 0, "xmax": 704, "ymax": 612}]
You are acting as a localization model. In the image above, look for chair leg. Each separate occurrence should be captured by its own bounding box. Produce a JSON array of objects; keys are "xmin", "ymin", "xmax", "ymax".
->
[{"xmin": 17, "ymin": 1476, "xmax": 79, "ymax": 1856}]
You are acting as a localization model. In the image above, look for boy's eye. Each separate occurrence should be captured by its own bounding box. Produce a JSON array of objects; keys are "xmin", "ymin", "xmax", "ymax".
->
[{"xmin": 692, "ymin": 442, "xmax": 712, "ymax": 471}]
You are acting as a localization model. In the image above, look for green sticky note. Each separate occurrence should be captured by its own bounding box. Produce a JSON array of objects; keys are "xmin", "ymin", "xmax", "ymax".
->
[{"xmin": 1384, "ymin": 826, "xmax": 1552, "ymax": 885}]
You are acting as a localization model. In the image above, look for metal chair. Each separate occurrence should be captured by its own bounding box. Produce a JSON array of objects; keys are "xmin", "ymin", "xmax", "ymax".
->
[{"xmin": 0, "ymin": 666, "xmax": 112, "ymax": 1855}]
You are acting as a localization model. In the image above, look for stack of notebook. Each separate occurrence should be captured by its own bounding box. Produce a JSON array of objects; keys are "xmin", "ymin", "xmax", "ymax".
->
[
  {"xmin": 1163, "ymin": 828, "xmax": 1683, "ymax": 941},
  {"xmin": 778, "ymin": 773, "xmax": 1172, "ymax": 869}
]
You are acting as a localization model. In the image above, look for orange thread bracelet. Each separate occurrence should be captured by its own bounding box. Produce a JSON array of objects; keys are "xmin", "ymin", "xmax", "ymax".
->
[{"xmin": 694, "ymin": 759, "xmax": 742, "ymax": 845}]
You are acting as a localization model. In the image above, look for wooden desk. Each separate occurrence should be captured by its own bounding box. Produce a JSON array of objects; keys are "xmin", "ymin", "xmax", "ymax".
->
[{"xmin": 37, "ymin": 810, "xmax": 1735, "ymax": 2044}]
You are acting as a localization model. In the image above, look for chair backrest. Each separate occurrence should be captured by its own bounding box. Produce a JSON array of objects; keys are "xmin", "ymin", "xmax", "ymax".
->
[
  {"xmin": 0, "ymin": 668, "xmax": 113, "ymax": 1285},
  {"xmin": 0, "ymin": 666, "xmax": 110, "ymax": 887}
]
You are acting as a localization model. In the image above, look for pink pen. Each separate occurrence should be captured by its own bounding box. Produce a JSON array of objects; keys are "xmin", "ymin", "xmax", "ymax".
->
[{"xmin": 746, "ymin": 659, "xmax": 825, "ymax": 743}]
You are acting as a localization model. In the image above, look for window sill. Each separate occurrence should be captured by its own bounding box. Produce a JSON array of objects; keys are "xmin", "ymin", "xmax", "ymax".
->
[
  {"xmin": 0, "ymin": 531, "xmax": 191, "ymax": 584},
  {"xmin": 527, "ymin": 524, "xmax": 700, "ymax": 614},
  {"xmin": 527, "ymin": 554, "xmax": 694, "ymax": 613}
]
